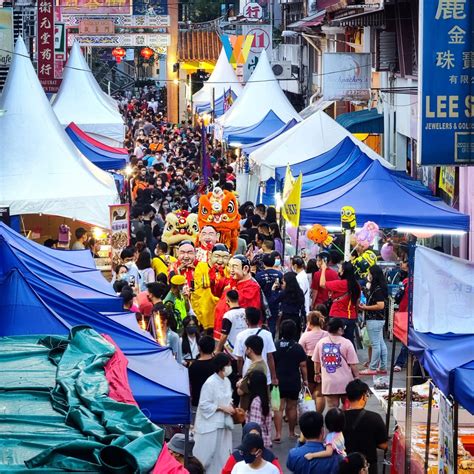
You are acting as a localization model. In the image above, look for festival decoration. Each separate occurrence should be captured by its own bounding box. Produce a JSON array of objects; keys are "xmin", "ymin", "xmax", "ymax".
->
[
  {"xmin": 162, "ymin": 210, "xmax": 199, "ymax": 249},
  {"xmin": 140, "ymin": 47, "xmax": 154, "ymax": 60},
  {"xmin": 353, "ymin": 250, "xmax": 378, "ymax": 278},
  {"xmin": 198, "ymin": 187, "xmax": 240, "ymax": 254},
  {"xmin": 355, "ymin": 221, "xmax": 380, "ymax": 250},
  {"xmin": 307, "ymin": 224, "xmax": 333, "ymax": 246},
  {"xmin": 380, "ymin": 242, "xmax": 397, "ymax": 261},
  {"xmin": 341, "ymin": 206, "xmax": 357, "ymax": 230},
  {"xmin": 111, "ymin": 47, "xmax": 126, "ymax": 64}
]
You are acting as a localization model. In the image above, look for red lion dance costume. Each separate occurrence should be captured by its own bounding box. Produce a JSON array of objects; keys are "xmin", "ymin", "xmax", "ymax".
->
[{"xmin": 198, "ymin": 187, "xmax": 240, "ymax": 255}]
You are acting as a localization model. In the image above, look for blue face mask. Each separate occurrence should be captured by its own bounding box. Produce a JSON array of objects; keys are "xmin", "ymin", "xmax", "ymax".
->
[
  {"xmin": 243, "ymin": 453, "xmax": 257, "ymax": 464},
  {"xmin": 274, "ymin": 258, "xmax": 281, "ymax": 266}
]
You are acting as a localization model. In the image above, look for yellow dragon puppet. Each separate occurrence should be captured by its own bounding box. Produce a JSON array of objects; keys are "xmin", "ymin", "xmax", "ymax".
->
[
  {"xmin": 198, "ymin": 187, "xmax": 240, "ymax": 255},
  {"xmin": 162, "ymin": 209, "xmax": 199, "ymax": 253}
]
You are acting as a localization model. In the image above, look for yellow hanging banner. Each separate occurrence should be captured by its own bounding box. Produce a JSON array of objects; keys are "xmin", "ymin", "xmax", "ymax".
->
[{"xmin": 282, "ymin": 171, "xmax": 302, "ymax": 228}]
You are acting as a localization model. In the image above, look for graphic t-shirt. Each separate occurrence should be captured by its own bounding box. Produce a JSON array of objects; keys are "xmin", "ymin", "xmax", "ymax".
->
[{"xmin": 313, "ymin": 335, "xmax": 359, "ymax": 395}]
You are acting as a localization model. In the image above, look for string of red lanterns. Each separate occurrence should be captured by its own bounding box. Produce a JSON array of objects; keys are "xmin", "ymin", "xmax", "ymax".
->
[{"xmin": 111, "ymin": 47, "xmax": 126, "ymax": 64}]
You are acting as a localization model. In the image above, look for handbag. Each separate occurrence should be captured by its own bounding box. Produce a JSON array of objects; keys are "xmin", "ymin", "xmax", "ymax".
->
[
  {"xmin": 298, "ymin": 387, "xmax": 316, "ymax": 415},
  {"xmin": 232, "ymin": 407, "xmax": 246, "ymax": 424}
]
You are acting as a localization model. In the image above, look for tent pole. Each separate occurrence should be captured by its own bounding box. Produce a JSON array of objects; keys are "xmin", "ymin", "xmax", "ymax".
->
[
  {"xmin": 184, "ymin": 424, "xmax": 190, "ymax": 469},
  {"xmin": 281, "ymin": 219, "xmax": 287, "ymax": 264},
  {"xmin": 453, "ymin": 401, "xmax": 459, "ymax": 474},
  {"xmin": 295, "ymin": 226, "xmax": 300, "ymax": 255},
  {"xmin": 424, "ymin": 381, "xmax": 434, "ymax": 473},
  {"xmin": 383, "ymin": 337, "xmax": 397, "ymax": 474},
  {"xmin": 404, "ymin": 352, "xmax": 414, "ymax": 474}
]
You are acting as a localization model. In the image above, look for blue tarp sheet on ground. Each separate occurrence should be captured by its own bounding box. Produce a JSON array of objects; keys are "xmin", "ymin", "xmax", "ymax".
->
[
  {"xmin": 0, "ymin": 268, "xmax": 191, "ymax": 424},
  {"xmin": 66, "ymin": 126, "xmax": 127, "ymax": 170},
  {"xmin": 225, "ymin": 110, "xmax": 286, "ymax": 145},
  {"xmin": 299, "ymin": 160, "xmax": 470, "ymax": 230},
  {"xmin": 408, "ymin": 329, "xmax": 474, "ymax": 414}
]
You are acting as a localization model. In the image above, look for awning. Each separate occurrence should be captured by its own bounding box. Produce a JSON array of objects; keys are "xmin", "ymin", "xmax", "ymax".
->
[
  {"xmin": 288, "ymin": 11, "xmax": 326, "ymax": 29},
  {"xmin": 336, "ymin": 108, "xmax": 384, "ymax": 134}
]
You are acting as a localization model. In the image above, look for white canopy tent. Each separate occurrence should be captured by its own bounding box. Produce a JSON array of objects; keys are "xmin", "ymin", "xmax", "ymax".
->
[
  {"xmin": 0, "ymin": 38, "xmax": 120, "ymax": 228},
  {"xmin": 216, "ymin": 49, "xmax": 300, "ymax": 131},
  {"xmin": 250, "ymin": 109, "xmax": 391, "ymax": 183},
  {"xmin": 193, "ymin": 48, "xmax": 243, "ymax": 112},
  {"xmin": 53, "ymin": 42, "xmax": 125, "ymax": 147}
]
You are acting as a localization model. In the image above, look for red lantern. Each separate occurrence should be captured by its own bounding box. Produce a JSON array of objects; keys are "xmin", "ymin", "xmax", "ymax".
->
[
  {"xmin": 112, "ymin": 47, "xmax": 126, "ymax": 64},
  {"xmin": 140, "ymin": 47, "xmax": 154, "ymax": 60}
]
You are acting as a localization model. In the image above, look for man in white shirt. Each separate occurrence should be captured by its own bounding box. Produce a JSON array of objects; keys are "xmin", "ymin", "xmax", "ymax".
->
[
  {"xmin": 234, "ymin": 307, "xmax": 277, "ymax": 385},
  {"xmin": 216, "ymin": 289, "xmax": 247, "ymax": 356},
  {"xmin": 293, "ymin": 256, "xmax": 310, "ymax": 314}
]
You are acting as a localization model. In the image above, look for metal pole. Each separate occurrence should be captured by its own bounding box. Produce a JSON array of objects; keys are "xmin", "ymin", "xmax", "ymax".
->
[
  {"xmin": 295, "ymin": 226, "xmax": 300, "ymax": 255},
  {"xmin": 404, "ymin": 352, "xmax": 414, "ymax": 474},
  {"xmin": 424, "ymin": 381, "xmax": 434, "ymax": 473},
  {"xmin": 453, "ymin": 401, "xmax": 459, "ymax": 474},
  {"xmin": 383, "ymin": 336, "xmax": 397, "ymax": 474},
  {"xmin": 184, "ymin": 424, "xmax": 190, "ymax": 469}
]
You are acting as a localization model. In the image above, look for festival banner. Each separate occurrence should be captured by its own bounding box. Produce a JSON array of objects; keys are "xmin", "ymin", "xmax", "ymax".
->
[
  {"xmin": 419, "ymin": 0, "xmax": 473, "ymax": 165},
  {"xmin": 322, "ymin": 53, "xmax": 371, "ymax": 101},
  {"xmin": 413, "ymin": 246, "xmax": 474, "ymax": 334},
  {"xmin": 58, "ymin": 0, "xmax": 131, "ymax": 16},
  {"xmin": 62, "ymin": 14, "xmax": 170, "ymax": 27},
  {"xmin": 109, "ymin": 204, "xmax": 130, "ymax": 267},
  {"xmin": 282, "ymin": 171, "xmax": 302, "ymax": 228},
  {"xmin": 38, "ymin": 0, "xmax": 60, "ymax": 92},
  {"xmin": 0, "ymin": 8, "xmax": 13, "ymax": 67},
  {"xmin": 67, "ymin": 33, "xmax": 170, "ymax": 47}
]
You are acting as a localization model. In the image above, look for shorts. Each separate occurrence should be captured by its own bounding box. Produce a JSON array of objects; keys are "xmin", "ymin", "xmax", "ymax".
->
[{"xmin": 279, "ymin": 389, "xmax": 300, "ymax": 400}]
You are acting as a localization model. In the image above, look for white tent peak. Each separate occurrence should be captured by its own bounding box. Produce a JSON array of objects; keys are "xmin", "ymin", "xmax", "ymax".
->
[
  {"xmin": 217, "ymin": 48, "xmax": 300, "ymax": 129},
  {"xmin": 0, "ymin": 37, "xmax": 119, "ymax": 227},
  {"xmin": 193, "ymin": 47, "xmax": 243, "ymax": 108},
  {"xmin": 53, "ymin": 41, "xmax": 125, "ymax": 147}
]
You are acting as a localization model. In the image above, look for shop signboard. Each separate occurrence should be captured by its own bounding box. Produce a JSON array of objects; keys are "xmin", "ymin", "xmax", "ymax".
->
[
  {"xmin": 322, "ymin": 53, "xmax": 371, "ymax": 101},
  {"xmin": 438, "ymin": 166, "xmax": 456, "ymax": 204},
  {"xmin": 0, "ymin": 8, "xmax": 13, "ymax": 67},
  {"xmin": 58, "ymin": 0, "xmax": 131, "ymax": 15},
  {"xmin": 78, "ymin": 19, "xmax": 114, "ymax": 34},
  {"xmin": 419, "ymin": 0, "xmax": 473, "ymax": 165},
  {"xmin": 438, "ymin": 393, "xmax": 455, "ymax": 474},
  {"xmin": 242, "ymin": 2, "xmax": 263, "ymax": 19},
  {"xmin": 68, "ymin": 33, "xmax": 170, "ymax": 47},
  {"xmin": 241, "ymin": 24, "xmax": 272, "ymax": 81},
  {"xmin": 109, "ymin": 204, "xmax": 130, "ymax": 267},
  {"xmin": 62, "ymin": 14, "xmax": 170, "ymax": 27}
]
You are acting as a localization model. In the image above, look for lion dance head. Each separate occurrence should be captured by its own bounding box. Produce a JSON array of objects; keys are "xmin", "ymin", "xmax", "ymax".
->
[
  {"xmin": 198, "ymin": 187, "xmax": 240, "ymax": 254},
  {"xmin": 162, "ymin": 210, "xmax": 199, "ymax": 248}
]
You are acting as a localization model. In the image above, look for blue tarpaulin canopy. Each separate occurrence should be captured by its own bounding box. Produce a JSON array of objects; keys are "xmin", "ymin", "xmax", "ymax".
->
[
  {"xmin": 242, "ymin": 119, "xmax": 299, "ymax": 155},
  {"xmin": 195, "ymin": 89, "xmax": 238, "ymax": 118},
  {"xmin": 300, "ymin": 160, "xmax": 470, "ymax": 231},
  {"xmin": 336, "ymin": 108, "xmax": 384, "ymax": 134},
  {"xmin": 0, "ymin": 267, "xmax": 191, "ymax": 424},
  {"xmin": 408, "ymin": 329, "xmax": 474, "ymax": 414},
  {"xmin": 225, "ymin": 110, "xmax": 287, "ymax": 146}
]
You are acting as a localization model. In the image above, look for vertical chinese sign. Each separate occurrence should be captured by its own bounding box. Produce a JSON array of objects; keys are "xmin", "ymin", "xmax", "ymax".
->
[
  {"xmin": 38, "ymin": 0, "xmax": 60, "ymax": 92},
  {"xmin": 420, "ymin": 0, "xmax": 474, "ymax": 165},
  {"xmin": 109, "ymin": 204, "xmax": 130, "ymax": 267}
]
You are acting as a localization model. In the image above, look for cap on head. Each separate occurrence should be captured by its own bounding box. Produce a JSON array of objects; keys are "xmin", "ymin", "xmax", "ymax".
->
[{"xmin": 170, "ymin": 274, "xmax": 186, "ymax": 286}]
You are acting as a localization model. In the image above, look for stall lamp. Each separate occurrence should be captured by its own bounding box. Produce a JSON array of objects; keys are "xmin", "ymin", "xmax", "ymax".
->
[
  {"xmin": 125, "ymin": 164, "xmax": 133, "ymax": 177},
  {"xmin": 173, "ymin": 79, "xmax": 179, "ymax": 85},
  {"xmin": 396, "ymin": 227, "xmax": 466, "ymax": 236},
  {"xmin": 92, "ymin": 226, "xmax": 106, "ymax": 240}
]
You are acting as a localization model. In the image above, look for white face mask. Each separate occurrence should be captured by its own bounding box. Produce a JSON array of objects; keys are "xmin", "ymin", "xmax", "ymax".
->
[
  {"xmin": 223, "ymin": 365, "xmax": 232, "ymax": 377},
  {"xmin": 274, "ymin": 258, "xmax": 281, "ymax": 266}
]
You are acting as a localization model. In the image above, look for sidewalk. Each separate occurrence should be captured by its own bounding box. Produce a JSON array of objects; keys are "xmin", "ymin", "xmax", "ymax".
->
[{"xmin": 232, "ymin": 340, "xmax": 405, "ymax": 473}]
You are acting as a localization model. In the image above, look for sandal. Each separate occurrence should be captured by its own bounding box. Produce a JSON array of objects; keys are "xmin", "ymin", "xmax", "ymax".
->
[{"xmin": 272, "ymin": 438, "xmax": 281, "ymax": 444}]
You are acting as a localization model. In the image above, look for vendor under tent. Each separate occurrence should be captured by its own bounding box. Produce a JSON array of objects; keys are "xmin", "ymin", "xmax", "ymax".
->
[
  {"xmin": 66, "ymin": 122, "xmax": 127, "ymax": 171},
  {"xmin": 193, "ymin": 48, "xmax": 243, "ymax": 117},
  {"xmin": 53, "ymin": 42, "xmax": 125, "ymax": 148},
  {"xmin": 0, "ymin": 38, "xmax": 119, "ymax": 229},
  {"xmin": 215, "ymin": 49, "xmax": 300, "ymax": 136},
  {"xmin": 0, "ymin": 223, "xmax": 122, "ymax": 312},
  {"xmin": 0, "ymin": 268, "xmax": 190, "ymax": 425},
  {"xmin": 299, "ymin": 160, "xmax": 470, "ymax": 232}
]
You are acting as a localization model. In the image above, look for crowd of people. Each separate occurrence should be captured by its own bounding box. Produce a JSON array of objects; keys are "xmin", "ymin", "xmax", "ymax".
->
[{"xmin": 84, "ymin": 89, "xmax": 411, "ymax": 474}]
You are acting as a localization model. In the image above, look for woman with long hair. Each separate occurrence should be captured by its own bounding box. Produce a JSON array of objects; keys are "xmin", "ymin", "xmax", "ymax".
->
[
  {"xmin": 265, "ymin": 207, "xmax": 277, "ymax": 224},
  {"xmin": 320, "ymin": 260, "xmax": 361, "ymax": 346},
  {"xmin": 246, "ymin": 370, "xmax": 273, "ymax": 448},
  {"xmin": 269, "ymin": 222, "xmax": 284, "ymax": 255},
  {"xmin": 181, "ymin": 315, "xmax": 201, "ymax": 367},
  {"xmin": 359, "ymin": 265, "xmax": 388, "ymax": 375},
  {"xmin": 136, "ymin": 250, "xmax": 156, "ymax": 291},
  {"xmin": 271, "ymin": 272, "xmax": 306, "ymax": 339}
]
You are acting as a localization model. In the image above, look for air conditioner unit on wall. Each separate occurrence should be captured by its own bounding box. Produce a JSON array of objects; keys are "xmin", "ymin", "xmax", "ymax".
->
[{"xmin": 271, "ymin": 61, "xmax": 292, "ymax": 80}]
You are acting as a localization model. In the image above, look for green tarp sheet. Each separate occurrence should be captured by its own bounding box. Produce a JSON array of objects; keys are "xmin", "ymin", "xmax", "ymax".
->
[{"xmin": 0, "ymin": 326, "xmax": 163, "ymax": 472}]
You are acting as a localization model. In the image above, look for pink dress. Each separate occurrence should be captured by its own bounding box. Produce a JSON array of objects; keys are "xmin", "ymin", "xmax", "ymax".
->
[{"xmin": 313, "ymin": 335, "xmax": 359, "ymax": 395}]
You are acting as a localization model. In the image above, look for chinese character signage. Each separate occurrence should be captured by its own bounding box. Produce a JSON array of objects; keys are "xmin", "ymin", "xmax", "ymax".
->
[
  {"xmin": 0, "ymin": 8, "xmax": 13, "ymax": 67},
  {"xmin": 322, "ymin": 53, "xmax": 371, "ymax": 101},
  {"xmin": 59, "ymin": 0, "xmax": 131, "ymax": 15},
  {"xmin": 68, "ymin": 33, "xmax": 170, "ymax": 47},
  {"xmin": 242, "ymin": 2, "xmax": 263, "ymax": 19},
  {"xmin": 38, "ymin": 0, "xmax": 59, "ymax": 92},
  {"xmin": 420, "ymin": 0, "xmax": 473, "ymax": 165},
  {"xmin": 109, "ymin": 204, "xmax": 130, "ymax": 267}
]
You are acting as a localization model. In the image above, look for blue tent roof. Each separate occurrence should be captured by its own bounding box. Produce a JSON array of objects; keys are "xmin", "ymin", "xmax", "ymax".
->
[
  {"xmin": 225, "ymin": 110, "xmax": 286, "ymax": 145},
  {"xmin": 0, "ymin": 223, "xmax": 122, "ymax": 312},
  {"xmin": 336, "ymin": 108, "xmax": 384, "ymax": 134},
  {"xmin": 195, "ymin": 89, "xmax": 238, "ymax": 117},
  {"xmin": 300, "ymin": 160, "xmax": 470, "ymax": 231},
  {"xmin": 242, "ymin": 118, "xmax": 298, "ymax": 155},
  {"xmin": 0, "ymin": 268, "xmax": 191, "ymax": 424},
  {"xmin": 408, "ymin": 329, "xmax": 474, "ymax": 414},
  {"xmin": 66, "ymin": 126, "xmax": 127, "ymax": 170}
]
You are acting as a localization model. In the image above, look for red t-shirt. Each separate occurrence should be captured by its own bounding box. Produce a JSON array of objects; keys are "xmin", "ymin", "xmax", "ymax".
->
[
  {"xmin": 325, "ymin": 279, "xmax": 358, "ymax": 319},
  {"xmin": 312, "ymin": 268, "xmax": 339, "ymax": 306},
  {"xmin": 398, "ymin": 277, "xmax": 409, "ymax": 312}
]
